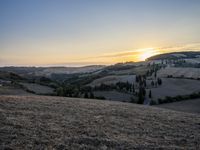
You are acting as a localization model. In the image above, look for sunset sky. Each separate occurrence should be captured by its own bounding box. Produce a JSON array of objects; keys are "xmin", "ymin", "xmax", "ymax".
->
[{"xmin": 0, "ymin": 0, "xmax": 200, "ymax": 66}]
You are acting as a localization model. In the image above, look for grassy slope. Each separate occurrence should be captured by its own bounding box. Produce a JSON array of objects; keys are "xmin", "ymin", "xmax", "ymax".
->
[
  {"xmin": 0, "ymin": 95, "xmax": 200, "ymax": 149},
  {"xmin": 20, "ymin": 83, "xmax": 55, "ymax": 95},
  {"xmin": 157, "ymin": 98, "xmax": 200, "ymax": 114},
  {"xmin": 0, "ymin": 86, "xmax": 33, "ymax": 96},
  {"xmin": 157, "ymin": 67, "xmax": 200, "ymax": 79},
  {"xmin": 148, "ymin": 78, "xmax": 200, "ymax": 100}
]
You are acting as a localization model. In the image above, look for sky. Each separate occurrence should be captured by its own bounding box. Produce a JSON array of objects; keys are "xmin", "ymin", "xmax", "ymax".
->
[{"xmin": 0, "ymin": 0, "xmax": 200, "ymax": 66}]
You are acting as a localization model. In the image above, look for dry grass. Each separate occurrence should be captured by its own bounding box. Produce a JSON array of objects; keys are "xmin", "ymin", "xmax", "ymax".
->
[
  {"xmin": 88, "ymin": 75, "xmax": 135, "ymax": 87},
  {"xmin": 157, "ymin": 99, "xmax": 200, "ymax": 114},
  {"xmin": 20, "ymin": 83, "xmax": 55, "ymax": 95},
  {"xmin": 149, "ymin": 78, "xmax": 200, "ymax": 100},
  {"xmin": 157, "ymin": 67, "xmax": 200, "ymax": 79},
  {"xmin": 0, "ymin": 86, "xmax": 33, "ymax": 96},
  {"xmin": 94, "ymin": 90, "xmax": 133, "ymax": 102},
  {"xmin": 0, "ymin": 95, "xmax": 200, "ymax": 149}
]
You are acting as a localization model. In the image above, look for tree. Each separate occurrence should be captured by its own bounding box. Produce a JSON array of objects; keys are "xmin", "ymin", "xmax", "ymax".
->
[
  {"xmin": 56, "ymin": 87, "xmax": 64, "ymax": 96},
  {"xmin": 154, "ymin": 72, "xmax": 157, "ymax": 78},
  {"xmin": 143, "ymin": 80, "xmax": 147, "ymax": 87},
  {"xmin": 135, "ymin": 75, "xmax": 139, "ymax": 83},
  {"xmin": 132, "ymin": 83, "xmax": 135, "ymax": 93},
  {"xmin": 142, "ymin": 88, "xmax": 146, "ymax": 96},
  {"xmin": 126, "ymin": 81, "xmax": 130, "ymax": 91},
  {"xmin": 157, "ymin": 78, "xmax": 162, "ymax": 85},
  {"xmin": 146, "ymin": 70, "xmax": 150, "ymax": 76},
  {"xmin": 138, "ymin": 87, "xmax": 145, "ymax": 104},
  {"xmin": 149, "ymin": 90, "xmax": 152, "ymax": 98},
  {"xmin": 84, "ymin": 92, "xmax": 89, "ymax": 98},
  {"xmin": 90, "ymin": 92, "xmax": 94, "ymax": 99},
  {"xmin": 151, "ymin": 81, "xmax": 154, "ymax": 87}
]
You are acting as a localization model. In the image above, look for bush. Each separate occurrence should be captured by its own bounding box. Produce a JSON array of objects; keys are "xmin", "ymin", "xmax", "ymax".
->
[
  {"xmin": 189, "ymin": 93, "xmax": 199, "ymax": 99},
  {"xmin": 155, "ymin": 92, "xmax": 200, "ymax": 105},
  {"xmin": 150, "ymin": 100, "xmax": 157, "ymax": 105},
  {"xmin": 130, "ymin": 97, "xmax": 137, "ymax": 103},
  {"xmin": 174, "ymin": 95, "xmax": 183, "ymax": 101},
  {"xmin": 95, "ymin": 96, "xmax": 106, "ymax": 100},
  {"xmin": 165, "ymin": 96, "xmax": 174, "ymax": 103},
  {"xmin": 158, "ymin": 98, "xmax": 163, "ymax": 104}
]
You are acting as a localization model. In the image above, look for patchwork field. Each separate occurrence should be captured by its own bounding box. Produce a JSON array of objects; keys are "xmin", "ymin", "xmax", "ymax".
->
[{"xmin": 0, "ymin": 95, "xmax": 200, "ymax": 149}]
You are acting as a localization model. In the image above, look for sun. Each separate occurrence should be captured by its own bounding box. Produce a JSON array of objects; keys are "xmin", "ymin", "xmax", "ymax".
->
[{"xmin": 139, "ymin": 48, "xmax": 159, "ymax": 61}]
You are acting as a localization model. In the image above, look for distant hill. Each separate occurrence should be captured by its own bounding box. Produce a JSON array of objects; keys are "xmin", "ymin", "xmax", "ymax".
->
[
  {"xmin": 0, "ymin": 65, "xmax": 105, "ymax": 77},
  {"xmin": 147, "ymin": 51, "xmax": 200, "ymax": 60}
]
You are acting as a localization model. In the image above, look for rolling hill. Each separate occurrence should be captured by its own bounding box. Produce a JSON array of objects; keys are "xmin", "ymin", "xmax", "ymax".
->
[
  {"xmin": 0, "ymin": 95, "xmax": 199, "ymax": 149},
  {"xmin": 157, "ymin": 98, "xmax": 200, "ymax": 114},
  {"xmin": 147, "ymin": 51, "xmax": 200, "ymax": 60},
  {"xmin": 0, "ymin": 65, "xmax": 105, "ymax": 77}
]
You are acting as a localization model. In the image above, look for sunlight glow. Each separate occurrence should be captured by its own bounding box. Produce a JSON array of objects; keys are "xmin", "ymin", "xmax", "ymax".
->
[{"xmin": 139, "ymin": 48, "xmax": 159, "ymax": 61}]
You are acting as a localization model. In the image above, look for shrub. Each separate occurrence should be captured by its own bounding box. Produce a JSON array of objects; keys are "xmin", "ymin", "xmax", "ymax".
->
[
  {"xmin": 95, "ymin": 96, "xmax": 106, "ymax": 100},
  {"xmin": 150, "ymin": 100, "xmax": 157, "ymax": 105},
  {"xmin": 158, "ymin": 98, "xmax": 163, "ymax": 104}
]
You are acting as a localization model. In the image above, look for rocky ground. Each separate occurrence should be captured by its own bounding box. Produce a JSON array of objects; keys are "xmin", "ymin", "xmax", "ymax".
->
[{"xmin": 0, "ymin": 95, "xmax": 200, "ymax": 149}]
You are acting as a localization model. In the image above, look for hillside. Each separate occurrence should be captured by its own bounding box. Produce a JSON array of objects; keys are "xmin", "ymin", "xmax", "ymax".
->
[
  {"xmin": 157, "ymin": 98, "xmax": 200, "ymax": 114},
  {"xmin": 157, "ymin": 67, "xmax": 200, "ymax": 79},
  {"xmin": 147, "ymin": 51, "xmax": 200, "ymax": 60},
  {"xmin": 0, "ymin": 65, "xmax": 105, "ymax": 77},
  {"xmin": 148, "ymin": 78, "xmax": 200, "ymax": 100},
  {"xmin": 0, "ymin": 95, "xmax": 200, "ymax": 149}
]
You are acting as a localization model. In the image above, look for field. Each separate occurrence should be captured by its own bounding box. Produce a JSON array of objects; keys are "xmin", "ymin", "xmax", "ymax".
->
[
  {"xmin": 34, "ymin": 66, "xmax": 105, "ymax": 76},
  {"xmin": 20, "ymin": 83, "xmax": 55, "ymax": 95},
  {"xmin": 157, "ymin": 67, "xmax": 200, "ymax": 79},
  {"xmin": 0, "ymin": 86, "xmax": 32, "ymax": 96},
  {"xmin": 94, "ymin": 90, "xmax": 133, "ymax": 102},
  {"xmin": 157, "ymin": 99, "xmax": 200, "ymax": 114},
  {"xmin": 184, "ymin": 58, "xmax": 200, "ymax": 64},
  {"xmin": 149, "ymin": 78, "xmax": 200, "ymax": 100},
  {"xmin": 88, "ymin": 75, "xmax": 135, "ymax": 87},
  {"xmin": 88, "ymin": 75, "xmax": 200, "ymax": 102},
  {"xmin": 0, "ymin": 95, "xmax": 200, "ymax": 149}
]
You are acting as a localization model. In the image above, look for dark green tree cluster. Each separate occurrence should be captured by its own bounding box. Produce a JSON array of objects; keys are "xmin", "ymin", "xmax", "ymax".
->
[
  {"xmin": 157, "ymin": 78, "xmax": 162, "ymax": 85},
  {"xmin": 135, "ymin": 75, "xmax": 147, "ymax": 88},
  {"xmin": 94, "ymin": 82, "xmax": 135, "ymax": 93},
  {"xmin": 135, "ymin": 75, "xmax": 147, "ymax": 104},
  {"xmin": 137, "ymin": 87, "xmax": 146, "ymax": 104},
  {"xmin": 149, "ymin": 90, "xmax": 152, "ymax": 98}
]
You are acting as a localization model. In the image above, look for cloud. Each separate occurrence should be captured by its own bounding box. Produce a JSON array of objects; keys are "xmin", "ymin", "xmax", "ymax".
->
[
  {"xmin": 77, "ymin": 42, "xmax": 200, "ymax": 62},
  {"xmin": 157, "ymin": 42, "xmax": 200, "ymax": 53},
  {"xmin": 80, "ymin": 48, "xmax": 159, "ymax": 60}
]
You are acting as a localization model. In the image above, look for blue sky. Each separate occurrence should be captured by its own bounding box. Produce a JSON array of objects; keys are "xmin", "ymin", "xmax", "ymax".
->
[{"xmin": 0, "ymin": 0, "xmax": 200, "ymax": 66}]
